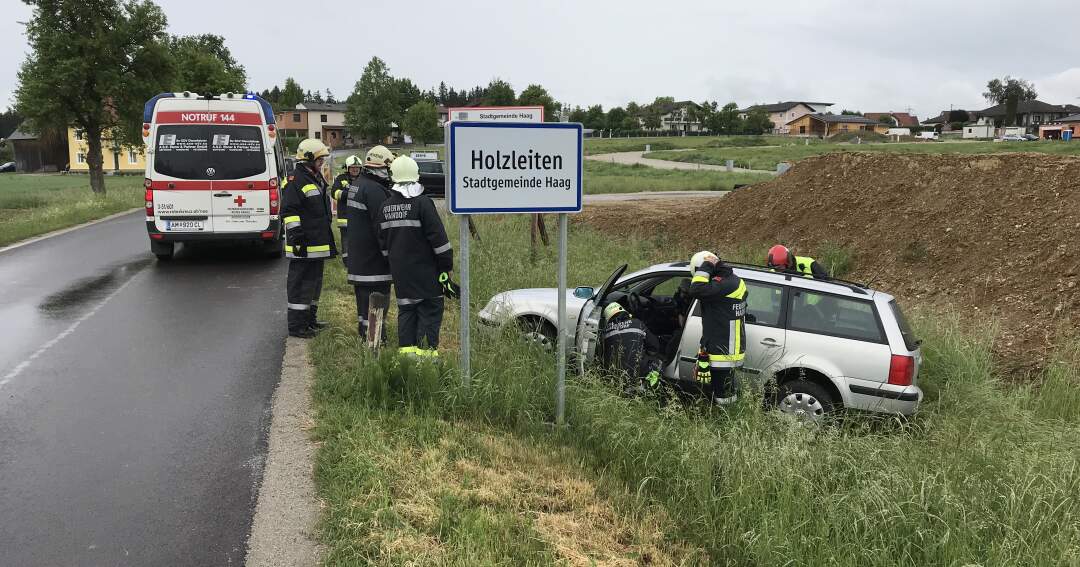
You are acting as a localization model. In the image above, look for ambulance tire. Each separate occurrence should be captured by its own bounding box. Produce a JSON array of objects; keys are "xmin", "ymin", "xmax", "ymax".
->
[
  {"xmin": 264, "ymin": 235, "xmax": 284, "ymax": 259},
  {"xmin": 151, "ymin": 240, "xmax": 174, "ymax": 261}
]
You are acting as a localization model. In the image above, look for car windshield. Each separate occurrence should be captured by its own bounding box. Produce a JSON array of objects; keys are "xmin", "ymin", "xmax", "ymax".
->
[
  {"xmin": 154, "ymin": 125, "xmax": 266, "ymax": 180},
  {"xmin": 417, "ymin": 161, "xmax": 443, "ymax": 174}
]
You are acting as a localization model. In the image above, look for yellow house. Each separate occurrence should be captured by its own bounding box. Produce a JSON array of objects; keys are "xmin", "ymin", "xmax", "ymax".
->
[{"xmin": 67, "ymin": 127, "xmax": 146, "ymax": 172}]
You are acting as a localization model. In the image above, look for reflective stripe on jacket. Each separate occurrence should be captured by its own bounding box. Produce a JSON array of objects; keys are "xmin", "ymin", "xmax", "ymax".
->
[
  {"xmin": 280, "ymin": 164, "xmax": 336, "ymax": 260},
  {"xmin": 687, "ymin": 264, "xmax": 747, "ymax": 366},
  {"xmin": 377, "ymin": 191, "xmax": 452, "ymax": 300}
]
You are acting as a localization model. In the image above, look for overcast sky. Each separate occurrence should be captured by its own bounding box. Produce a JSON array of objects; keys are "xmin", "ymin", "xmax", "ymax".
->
[{"xmin": 3, "ymin": 0, "xmax": 1080, "ymax": 120}]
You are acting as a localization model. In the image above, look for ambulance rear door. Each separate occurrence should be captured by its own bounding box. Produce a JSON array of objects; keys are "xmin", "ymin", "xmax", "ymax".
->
[
  {"xmin": 206, "ymin": 101, "xmax": 272, "ymax": 233},
  {"xmin": 151, "ymin": 100, "xmax": 215, "ymax": 234}
]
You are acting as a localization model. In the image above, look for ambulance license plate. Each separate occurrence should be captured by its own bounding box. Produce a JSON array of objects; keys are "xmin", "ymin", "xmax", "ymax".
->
[{"xmin": 166, "ymin": 220, "xmax": 204, "ymax": 231}]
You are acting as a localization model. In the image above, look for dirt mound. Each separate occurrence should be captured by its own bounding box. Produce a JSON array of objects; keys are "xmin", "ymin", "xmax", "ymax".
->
[{"xmin": 579, "ymin": 152, "xmax": 1080, "ymax": 373}]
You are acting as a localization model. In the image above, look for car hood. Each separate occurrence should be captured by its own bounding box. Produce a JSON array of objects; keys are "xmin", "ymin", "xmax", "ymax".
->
[{"xmin": 481, "ymin": 288, "xmax": 589, "ymax": 322}]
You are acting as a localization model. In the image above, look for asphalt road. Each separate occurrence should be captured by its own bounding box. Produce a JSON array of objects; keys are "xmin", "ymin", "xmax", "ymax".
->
[{"xmin": 0, "ymin": 211, "xmax": 287, "ymax": 566}]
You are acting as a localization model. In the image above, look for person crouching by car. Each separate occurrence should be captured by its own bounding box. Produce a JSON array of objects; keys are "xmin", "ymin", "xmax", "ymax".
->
[{"xmin": 601, "ymin": 301, "xmax": 663, "ymax": 393}]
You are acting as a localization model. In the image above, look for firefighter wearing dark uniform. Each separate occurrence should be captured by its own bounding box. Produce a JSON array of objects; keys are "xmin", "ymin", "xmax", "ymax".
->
[
  {"xmin": 687, "ymin": 251, "xmax": 747, "ymax": 405},
  {"xmin": 344, "ymin": 146, "xmax": 395, "ymax": 340},
  {"xmin": 601, "ymin": 302, "xmax": 662, "ymax": 392},
  {"xmin": 281, "ymin": 139, "xmax": 337, "ymax": 338},
  {"xmin": 377, "ymin": 156, "xmax": 452, "ymax": 357},
  {"xmin": 332, "ymin": 155, "xmax": 362, "ymax": 261},
  {"xmin": 766, "ymin": 244, "xmax": 828, "ymax": 279}
]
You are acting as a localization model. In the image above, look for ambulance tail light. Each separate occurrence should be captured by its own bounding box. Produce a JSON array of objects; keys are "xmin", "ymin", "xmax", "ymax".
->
[
  {"xmin": 144, "ymin": 181, "xmax": 154, "ymax": 217},
  {"xmin": 142, "ymin": 123, "xmax": 150, "ymax": 138},
  {"xmin": 260, "ymin": 231, "xmax": 276, "ymax": 239},
  {"xmin": 267, "ymin": 124, "xmax": 276, "ymax": 139},
  {"xmin": 269, "ymin": 180, "xmax": 279, "ymax": 215}
]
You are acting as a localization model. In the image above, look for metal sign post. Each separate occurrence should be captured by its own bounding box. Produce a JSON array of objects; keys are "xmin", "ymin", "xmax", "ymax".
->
[{"xmin": 447, "ymin": 121, "xmax": 583, "ymax": 424}]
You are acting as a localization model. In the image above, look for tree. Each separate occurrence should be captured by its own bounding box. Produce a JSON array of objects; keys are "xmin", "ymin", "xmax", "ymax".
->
[
  {"xmin": 840, "ymin": 109, "xmax": 862, "ymax": 115},
  {"xmin": 983, "ymin": 76, "xmax": 1037, "ymax": 105},
  {"xmin": 517, "ymin": 84, "xmax": 560, "ymax": 121},
  {"xmin": 743, "ymin": 108, "xmax": 775, "ymax": 135},
  {"xmin": 281, "ymin": 77, "xmax": 304, "ymax": 108},
  {"xmin": 402, "ymin": 101, "xmax": 440, "ymax": 145},
  {"xmin": 395, "ymin": 77, "xmax": 422, "ymax": 117},
  {"xmin": 583, "ymin": 104, "xmax": 605, "ymax": 130},
  {"xmin": 168, "ymin": 34, "xmax": 246, "ymax": 95},
  {"xmin": 568, "ymin": 106, "xmax": 586, "ymax": 124},
  {"xmin": 325, "ymin": 88, "xmax": 337, "ymax": 104},
  {"xmin": 269, "ymin": 85, "xmax": 282, "ymax": 104},
  {"xmin": 16, "ymin": 0, "xmax": 174, "ymax": 194},
  {"xmin": 606, "ymin": 106, "xmax": 628, "ymax": 131},
  {"xmin": 626, "ymin": 101, "xmax": 642, "ymax": 117},
  {"xmin": 0, "ymin": 108, "xmax": 22, "ymax": 139},
  {"xmin": 484, "ymin": 78, "xmax": 516, "ymax": 106},
  {"xmin": 877, "ymin": 114, "xmax": 896, "ymax": 125},
  {"xmin": 346, "ymin": 56, "xmax": 399, "ymax": 143},
  {"xmin": 642, "ymin": 107, "xmax": 661, "ymax": 131},
  {"xmin": 311, "ymin": 89, "xmax": 324, "ymax": 104},
  {"xmin": 705, "ymin": 102, "xmax": 742, "ymax": 134}
]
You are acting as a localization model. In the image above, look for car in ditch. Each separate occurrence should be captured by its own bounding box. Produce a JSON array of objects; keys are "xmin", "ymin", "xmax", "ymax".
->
[{"xmin": 478, "ymin": 261, "xmax": 924, "ymax": 421}]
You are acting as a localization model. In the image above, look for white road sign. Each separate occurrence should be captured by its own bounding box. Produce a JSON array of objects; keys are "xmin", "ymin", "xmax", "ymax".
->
[
  {"xmin": 447, "ymin": 105, "xmax": 544, "ymax": 123},
  {"xmin": 448, "ymin": 122, "xmax": 582, "ymax": 214}
]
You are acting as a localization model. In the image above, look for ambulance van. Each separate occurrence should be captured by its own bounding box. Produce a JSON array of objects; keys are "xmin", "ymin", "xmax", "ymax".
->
[{"xmin": 143, "ymin": 92, "xmax": 287, "ymax": 260}]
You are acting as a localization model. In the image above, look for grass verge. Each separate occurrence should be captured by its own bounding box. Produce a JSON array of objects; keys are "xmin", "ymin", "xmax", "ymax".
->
[
  {"xmin": 310, "ymin": 214, "xmax": 1080, "ymax": 566},
  {"xmin": 0, "ymin": 174, "xmax": 143, "ymax": 247},
  {"xmin": 584, "ymin": 161, "xmax": 772, "ymax": 193},
  {"xmin": 645, "ymin": 140, "xmax": 1080, "ymax": 170},
  {"xmin": 583, "ymin": 135, "xmax": 802, "ymax": 155}
]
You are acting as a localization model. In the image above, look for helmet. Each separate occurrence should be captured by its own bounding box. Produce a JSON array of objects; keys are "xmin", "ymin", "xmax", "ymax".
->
[
  {"xmin": 390, "ymin": 156, "xmax": 420, "ymax": 183},
  {"xmin": 603, "ymin": 302, "xmax": 625, "ymax": 321},
  {"xmin": 365, "ymin": 145, "xmax": 395, "ymax": 168},
  {"xmin": 295, "ymin": 138, "xmax": 329, "ymax": 161},
  {"xmin": 344, "ymin": 155, "xmax": 362, "ymax": 168},
  {"xmin": 766, "ymin": 244, "xmax": 794, "ymax": 270},
  {"xmin": 690, "ymin": 250, "xmax": 718, "ymax": 274}
]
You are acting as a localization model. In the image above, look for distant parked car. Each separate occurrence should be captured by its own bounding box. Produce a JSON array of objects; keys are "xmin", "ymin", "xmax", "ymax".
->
[
  {"xmin": 0, "ymin": 161, "xmax": 15, "ymax": 173},
  {"xmin": 1001, "ymin": 134, "xmax": 1026, "ymax": 142},
  {"xmin": 417, "ymin": 159, "xmax": 445, "ymax": 198},
  {"xmin": 1023, "ymin": 134, "xmax": 1039, "ymax": 141}
]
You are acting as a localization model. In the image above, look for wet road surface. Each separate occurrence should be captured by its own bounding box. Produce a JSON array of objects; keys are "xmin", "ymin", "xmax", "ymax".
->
[{"xmin": 0, "ymin": 212, "xmax": 287, "ymax": 565}]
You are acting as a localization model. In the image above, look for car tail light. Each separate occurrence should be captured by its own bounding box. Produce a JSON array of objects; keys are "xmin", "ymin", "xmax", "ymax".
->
[
  {"xmin": 269, "ymin": 186, "xmax": 279, "ymax": 215},
  {"xmin": 888, "ymin": 355, "xmax": 914, "ymax": 386}
]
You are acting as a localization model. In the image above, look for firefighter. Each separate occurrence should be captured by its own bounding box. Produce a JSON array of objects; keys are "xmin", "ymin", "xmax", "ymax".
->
[
  {"xmin": 377, "ymin": 156, "xmax": 452, "ymax": 357},
  {"xmin": 332, "ymin": 155, "xmax": 363, "ymax": 261},
  {"xmin": 766, "ymin": 244, "xmax": 829, "ymax": 279},
  {"xmin": 601, "ymin": 302, "xmax": 662, "ymax": 392},
  {"xmin": 344, "ymin": 146, "xmax": 395, "ymax": 340},
  {"xmin": 281, "ymin": 139, "xmax": 336, "ymax": 338},
  {"xmin": 687, "ymin": 251, "xmax": 747, "ymax": 405}
]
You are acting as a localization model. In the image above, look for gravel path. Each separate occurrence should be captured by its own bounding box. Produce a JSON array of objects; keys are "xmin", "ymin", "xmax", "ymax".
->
[{"xmin": 586, "ymin": 151, "xmax": 777, "ymax": 174}]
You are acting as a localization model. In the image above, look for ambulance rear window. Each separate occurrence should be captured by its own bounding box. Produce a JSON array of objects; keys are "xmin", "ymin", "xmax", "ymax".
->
[{"xmin": 154, "ymin": 125, "xmax": 266, "ymax": 179}]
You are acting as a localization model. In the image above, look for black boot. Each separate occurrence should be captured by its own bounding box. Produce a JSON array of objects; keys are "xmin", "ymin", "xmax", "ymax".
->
[{"xmin": 309, "ymin": 304, "xmax": 328, "ymax": 330}]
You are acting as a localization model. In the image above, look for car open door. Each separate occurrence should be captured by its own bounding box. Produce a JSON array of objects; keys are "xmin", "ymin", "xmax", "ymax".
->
[{"xmin": 574, "ymin": 263, "xmax": 627, "ymax": 375}]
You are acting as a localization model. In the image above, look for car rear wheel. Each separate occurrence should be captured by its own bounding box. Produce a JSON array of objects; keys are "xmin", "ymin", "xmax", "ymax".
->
[
  {"xmin": 151, "ymin": 240, "xmax": 174, "ymax": 261},
  {"xmin": 773, "ymin": 379, "xmax": 834, "ymax": 423}
]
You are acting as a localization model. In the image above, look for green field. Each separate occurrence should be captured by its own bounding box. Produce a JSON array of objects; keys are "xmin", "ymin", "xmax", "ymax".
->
[
  {"xmin": 645, "ymin": 140, "xmax": 1080, "ymax": 170},
  {"xmin": 309, "ymin": 214, "xmax": 1080, "ymax": 565},
  {"xmin": 584, "ymin": 161, "xmax": 772, "ymax": 194},
  {"xmin": 583, "ymin": 135, "xmax": 815, "ymax": 156},
  {"xmin": 0, "ymin": 174, "xmax": 142, "ymax": 247}
]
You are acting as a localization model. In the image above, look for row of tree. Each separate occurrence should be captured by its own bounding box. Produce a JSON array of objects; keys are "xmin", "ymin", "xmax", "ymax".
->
[
  {"xmin": 257, "ymin": 80, "xmax": 340, "ymax": 109},
  {"xmin": 15, "ymin": 1, "xmax": 247, "ymax": 193},
  {"xmin": 562, "ymin": 98, "xmax": 774, "ymax": 135}
]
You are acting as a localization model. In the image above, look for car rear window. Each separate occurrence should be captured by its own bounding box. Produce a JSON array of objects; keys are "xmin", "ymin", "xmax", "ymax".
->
[
  {"xmin": 417, "ymin": 161, "xmax": 443, "ymax": 174},
  {"xmin": 789, "ymin": 290, "xmax": 884, "ymax": 343},
  {"xmin": 889, "ymin": 300, "xmax": 920, "ymax": 351},
  {"xmin": 155, "ymin": 125, "xmax": 265, "ymax": 180}
]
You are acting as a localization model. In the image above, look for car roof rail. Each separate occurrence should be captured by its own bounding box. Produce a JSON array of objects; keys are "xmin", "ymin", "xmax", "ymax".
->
[{"xmin": 718, "ymin": 260, "xmax": 871, "ymax": 295}]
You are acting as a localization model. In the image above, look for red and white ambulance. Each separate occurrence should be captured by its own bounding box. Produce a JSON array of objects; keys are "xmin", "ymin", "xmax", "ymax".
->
[{"xmin": 142, "ymin": 92, "xmax": 287, "ymax": 260}]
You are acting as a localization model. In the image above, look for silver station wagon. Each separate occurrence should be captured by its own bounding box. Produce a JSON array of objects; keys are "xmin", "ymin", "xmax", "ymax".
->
[{"xmin": 479, "ymin": 261, "xmax": 924, "ymax": 421}]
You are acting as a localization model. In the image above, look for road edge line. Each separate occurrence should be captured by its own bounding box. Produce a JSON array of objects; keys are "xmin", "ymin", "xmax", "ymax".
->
[
  {"xmin": 0, "ymin": 207, "xmax": 142, "ymax": 256},
  {"xmin": 245, "ymin": 337, "xmax": 322, "ymax": 567}
]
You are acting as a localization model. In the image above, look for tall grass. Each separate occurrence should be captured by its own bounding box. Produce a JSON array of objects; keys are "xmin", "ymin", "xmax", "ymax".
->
[
  {"xmin": 309, "ymin": 214, "xmax": 1080, "ymax": 565},
  {"xmin": 583, "ymin": 135, "xmax": 798, "ymax": 156},
  {"xmin": 0, "ymin": 174, "xmax": 143, "ymax": 246}
]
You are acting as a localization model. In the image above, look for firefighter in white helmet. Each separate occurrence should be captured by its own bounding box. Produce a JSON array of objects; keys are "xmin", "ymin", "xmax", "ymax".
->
[
  {"xmin": 377, "ymin": 155, "xmax": 453, "ymax": 356},
  {"xmin": 281, "ymin": 139, "xmax": 336, "ymax": 338},
  {"xmin": 332, "ymin": 155, "xmax": 363, "ymax": 261},
  {"xmin": 686, "ymin": 250, "xmax": 747, "ymax": 404},
  {"xmin": 343, "ymin": 146, "xmax": 396, "ymax": 340}
]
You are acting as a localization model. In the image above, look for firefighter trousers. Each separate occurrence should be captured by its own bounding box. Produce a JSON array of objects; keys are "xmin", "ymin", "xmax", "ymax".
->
[
  {"xmin": 354, "ymin": 283, "xmax": 391, "ymax": 340},
  {"xmin": 338, "ymin": 227, "xmax": 348, "ymax": 261},
  {"xmin": 397, "ymin": 296, "xmax": 444, "ymax": 352},
  {"xmin": 286, "ymin": 259, "xmax": 325, "ymax": 333}
]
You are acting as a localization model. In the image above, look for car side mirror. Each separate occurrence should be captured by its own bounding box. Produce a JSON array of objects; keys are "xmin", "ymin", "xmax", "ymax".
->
[
  {"xmin": 745, "ymin": 313, "xmax": 757, "ymax": 324},
  {"xmin": 573, "ymin": 286, "xmax": 595, "ymax": 299}
]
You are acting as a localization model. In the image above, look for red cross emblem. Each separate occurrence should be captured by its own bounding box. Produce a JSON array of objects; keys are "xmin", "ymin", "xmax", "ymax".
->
[{"xmin": 233, "ymin": 195, "xmax": 246, "ymax": 207}]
